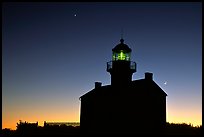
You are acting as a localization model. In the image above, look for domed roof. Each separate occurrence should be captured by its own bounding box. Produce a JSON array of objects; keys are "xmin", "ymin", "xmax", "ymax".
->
[{"xmin": 112, "ymin": 39, "xmax": 132, "ymax": 52}]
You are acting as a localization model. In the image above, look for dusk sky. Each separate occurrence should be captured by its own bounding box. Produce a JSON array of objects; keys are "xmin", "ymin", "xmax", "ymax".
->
[{"xmin": 2, "ymin": 2, "xmax": 202, "ymax": 129}]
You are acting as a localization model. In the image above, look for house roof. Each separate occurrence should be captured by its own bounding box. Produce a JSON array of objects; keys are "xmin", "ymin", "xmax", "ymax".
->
[{"xmin": 79, "ymin": 78, "xmax": 167, "ymax": 100}]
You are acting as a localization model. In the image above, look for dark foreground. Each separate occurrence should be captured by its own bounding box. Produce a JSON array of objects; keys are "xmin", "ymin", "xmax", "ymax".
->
[{"xmin": 2, "ymin": 122, "xmax": 202, "ymax": 136}]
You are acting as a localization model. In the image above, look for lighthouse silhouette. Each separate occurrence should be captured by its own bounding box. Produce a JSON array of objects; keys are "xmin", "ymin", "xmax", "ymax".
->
[{"xmin": 79, "ymin": 39, "xmax": 167, "ymax": 135}]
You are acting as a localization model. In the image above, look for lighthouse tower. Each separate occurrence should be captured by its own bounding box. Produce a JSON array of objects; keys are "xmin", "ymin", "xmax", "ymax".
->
[{"xmin": 107, "ymin": 39, "xmax": 136, "ymax": 86}]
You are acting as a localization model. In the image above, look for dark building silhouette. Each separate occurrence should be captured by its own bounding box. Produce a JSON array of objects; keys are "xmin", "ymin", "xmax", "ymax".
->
[{"xmin": 80, "ymin": 39, "xmax": 167, "ymax": 135}]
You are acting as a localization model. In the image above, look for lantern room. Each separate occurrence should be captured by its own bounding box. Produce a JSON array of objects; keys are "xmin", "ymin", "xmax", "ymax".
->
[{"xmin": 112, "ymin": 39, "xmax": 132, "ymax": 61}]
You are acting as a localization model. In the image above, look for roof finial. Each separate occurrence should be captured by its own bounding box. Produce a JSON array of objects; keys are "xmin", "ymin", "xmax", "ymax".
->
[
  {"xmin": 120, "ymin": 38, "xmax": 124, "ymax": 44},
  {"xmin": 121, "ymin": 27, "xmax": 123, "ymax": 39},
  {"xmin": 120, "ymin": 27, "xmax": 124, "ymax": 44}
]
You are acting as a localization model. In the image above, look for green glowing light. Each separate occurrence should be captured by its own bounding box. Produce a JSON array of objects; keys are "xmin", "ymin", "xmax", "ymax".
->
[
  {"xmin": 121, "ymin": 52, "xmax": 125, "ymax": 60},
  {"xmin": 118, "ymin": 51, "xmax": 126, "ymax": 60},
  {"xmin": 112, "ymin": 50, "xmax": 131, "ymax": 61}
]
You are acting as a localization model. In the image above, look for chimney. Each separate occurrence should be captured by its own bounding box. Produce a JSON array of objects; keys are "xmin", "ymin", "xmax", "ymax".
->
[
  {"xmin": 145, "ymin": 72, "xmax": 153, "ymax": 80},
  {"xmin": 95, "ymin": 82, "xmax": 102, "ymax": 89}
]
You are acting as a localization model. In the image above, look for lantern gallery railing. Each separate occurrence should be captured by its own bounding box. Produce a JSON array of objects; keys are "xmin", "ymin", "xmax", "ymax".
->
[{"xmin": 107, "ymin": 61, "xmax": 136, "ymax": 72}]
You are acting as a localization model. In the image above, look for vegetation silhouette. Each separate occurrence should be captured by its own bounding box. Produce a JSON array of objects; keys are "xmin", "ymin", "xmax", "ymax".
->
[{"xmin": 1, "ymin": 121, "xmax": 202, "ymax": 136}]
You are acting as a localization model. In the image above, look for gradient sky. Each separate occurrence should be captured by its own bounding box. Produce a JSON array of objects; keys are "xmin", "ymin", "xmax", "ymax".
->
[{"xmin": 2, "ymin": 2, "xmax": 202, "ymax": 129}]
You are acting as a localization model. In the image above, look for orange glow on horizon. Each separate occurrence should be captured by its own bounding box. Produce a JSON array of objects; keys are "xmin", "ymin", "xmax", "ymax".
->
[
  {"xmin": 3, "ymin": 109, "xmax": 202, "ymax": 130},
  {"xmin": 167, "ymin": 111, "xmax": 202, "ymax": 127},
  {"xmin": 2, "ymin": 103, "xmax": 80, "ymax": 130},
  {"xmin": 3, "ymin": 94, "xmax": 202, "ymax": 130},
  {"xmin": 166, "ymin": 102, "xmax": 202, "ymax": 127},
  {"xmin": 3, "ymin": 114, "xmax": 80, "ymax": 130}
]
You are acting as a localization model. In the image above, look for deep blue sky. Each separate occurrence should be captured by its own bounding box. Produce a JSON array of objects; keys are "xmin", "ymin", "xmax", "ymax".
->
[{"xmin": 2, "ymin": 2, "xmax": 202, "ymax": 129}]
